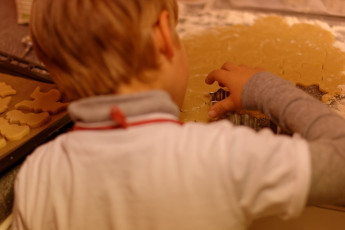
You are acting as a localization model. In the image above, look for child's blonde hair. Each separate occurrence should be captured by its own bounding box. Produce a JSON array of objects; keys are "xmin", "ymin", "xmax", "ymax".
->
[{"xmin": 30, "ymin": 0, "xmax": 179, "ymax": 100}]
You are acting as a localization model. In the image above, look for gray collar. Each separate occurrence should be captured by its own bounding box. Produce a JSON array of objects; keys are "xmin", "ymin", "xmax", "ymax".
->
[{"xmin": 68, "ymin": 90, "xmax": 180, "ymax": 123}]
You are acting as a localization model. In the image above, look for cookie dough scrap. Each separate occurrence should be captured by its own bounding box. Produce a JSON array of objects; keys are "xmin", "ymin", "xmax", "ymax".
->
[
  {"xmin": 0, "ymin": 82, "xmax": 16, "ymax": 97},
  {"xmin": 0, "ymin": 117, "xmax": 30, "ymax": 141},
  {"xmin": 0, "ymin": 97, "xmax": 11, "ymax": 114},
  {"xmin": 6, "ymin": 110, "xmax": 51, "ymax": 128},
  {"xmin": 15, "ymin": 86, "xmax": 68, "ymax": 114}
]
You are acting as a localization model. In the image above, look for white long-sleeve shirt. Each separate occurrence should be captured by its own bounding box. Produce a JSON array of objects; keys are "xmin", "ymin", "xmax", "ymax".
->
[
  {"xmin": 11, "ymin": 72, "xmax": 315, "ymax": 229},
  {"xmin": 12, "ymin": 113, "xmax": 310, "ymax": 230}
]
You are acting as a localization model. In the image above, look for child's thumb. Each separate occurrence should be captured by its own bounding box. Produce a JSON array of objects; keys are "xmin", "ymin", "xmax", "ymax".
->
[{"xmin": 209, "ymin": 98, "xmax": 235, "ymax": 118}]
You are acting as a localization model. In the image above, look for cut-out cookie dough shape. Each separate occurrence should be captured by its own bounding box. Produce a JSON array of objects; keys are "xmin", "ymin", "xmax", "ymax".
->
[
  {"xmin": 0, "ymin": 117, "xmax": 29, "ymax": 141},
  {"xmin": 0, "ymin": 97, "xmax": 11, "ymax": 114},
  {"xmin": 0, "ymin": 136, "xmax": 6, "ymax": 150},
  {"xmin": 15, "ymin": 87, "xmax": 68, "ymax": 114},
  {"xmin": 6, "ymin": 110, "xmax": 51, "ymax": 128},
  {"xmin": 0, "ymin": 82, "xmax": 16, "ymax": 97}
]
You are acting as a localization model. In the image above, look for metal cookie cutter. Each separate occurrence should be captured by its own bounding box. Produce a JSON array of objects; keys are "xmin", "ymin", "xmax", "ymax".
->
[
  {"xmin": 209, "ymin": 88, "xmax": 284, "ymax": 133},
  {"xmin": 209, "ymin": 88, "xmax": 230, "ymax": 106},
  {"xmin": 209, "ymin": 88, "xmax": 259, "ymax": 130}
]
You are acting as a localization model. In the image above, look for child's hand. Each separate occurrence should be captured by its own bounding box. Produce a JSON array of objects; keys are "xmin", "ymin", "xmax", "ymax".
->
[{"xmin": 205, "ymin": 62, "xmax": 263, "ymax": 118}]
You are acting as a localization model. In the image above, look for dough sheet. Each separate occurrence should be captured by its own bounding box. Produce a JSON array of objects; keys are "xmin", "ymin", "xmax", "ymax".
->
[{"xmin": 181, "ymin": 16, "xmax": 345, "ymax": 122}]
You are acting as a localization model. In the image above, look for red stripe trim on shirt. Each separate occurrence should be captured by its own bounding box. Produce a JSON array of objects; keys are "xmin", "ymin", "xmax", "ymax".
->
[{"xmin": 73, "ymin": 118, "xmax": 183, "ymax": 131}]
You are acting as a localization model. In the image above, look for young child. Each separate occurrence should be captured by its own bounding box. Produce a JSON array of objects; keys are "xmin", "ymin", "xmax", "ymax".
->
[{"xmin": 11, "ymin": 0, "xmax": 345, "ymax": 229}]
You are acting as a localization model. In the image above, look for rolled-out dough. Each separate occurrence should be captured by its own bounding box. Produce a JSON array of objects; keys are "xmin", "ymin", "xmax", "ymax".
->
[{"xmin": 181, "ymin": 16, "xmax": 345, "ymax": 122}]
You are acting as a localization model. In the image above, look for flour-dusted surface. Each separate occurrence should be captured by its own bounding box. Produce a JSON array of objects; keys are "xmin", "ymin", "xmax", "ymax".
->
[{"xmin": 178, "ymin": 3, "xmax": 345, "ymax": 122}]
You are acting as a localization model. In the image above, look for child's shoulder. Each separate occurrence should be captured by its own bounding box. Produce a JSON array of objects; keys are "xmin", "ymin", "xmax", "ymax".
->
[
  {"xmin": 179, "ymin": 119, "xmax": 251, "ymax": 142},
  {"xmin": 19, "ymin": 133, "xmax": 68, "ymax": 173}
]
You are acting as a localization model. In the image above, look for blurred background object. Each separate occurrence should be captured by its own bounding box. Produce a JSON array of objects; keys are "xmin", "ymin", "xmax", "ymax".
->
[
  {"xmin": 227, "ymin": 0, "xmax": 345, "ymax": 17},
  {"xmin": 177, "ymin": 0, "xmax": 215, "ymax": 13},
  {"xmin": 0, "ymin": 0, "xmax": 37, "ymax": 63},
  {"xmin": 15, "ymin": 0, "xmax": 32, "ymax": 24}
]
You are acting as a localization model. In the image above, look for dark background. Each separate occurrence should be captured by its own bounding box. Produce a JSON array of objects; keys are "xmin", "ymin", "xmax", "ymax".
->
[{"xmin": 0, "ymin": 0, "xmax": 38, "ymax": 63}]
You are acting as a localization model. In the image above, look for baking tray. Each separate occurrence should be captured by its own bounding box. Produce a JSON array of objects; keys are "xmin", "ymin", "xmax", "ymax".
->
[
  {"xmin": 0, "ymin": 53, "xmax": 72, "ymax": 174},
  {"xmin": 0, "ymin": 51, "xmax": 51, "ymax": 83}
]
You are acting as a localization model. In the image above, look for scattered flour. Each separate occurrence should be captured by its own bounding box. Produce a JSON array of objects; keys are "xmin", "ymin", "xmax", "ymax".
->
[
  {"xmin": 178, "ymin": 2, "xmax": 345, "ymax": 40},
  {"xmin": 177, "ymin": 2, "xmax": 345, "ymax": 117}
]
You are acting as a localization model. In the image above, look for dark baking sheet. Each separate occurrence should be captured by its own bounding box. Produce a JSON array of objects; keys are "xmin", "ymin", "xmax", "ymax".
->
[
  {"xmin": 0, "ymin": 51, "xmax": 51, "ymax": 83},
  {"xmin": 0, "ymin": 58, "xmax": 72, "ymax": 174}
]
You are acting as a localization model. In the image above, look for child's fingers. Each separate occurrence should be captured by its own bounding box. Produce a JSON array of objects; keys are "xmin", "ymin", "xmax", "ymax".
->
[
  {"xmin": 218, "ymin": 82, "xmax": 226, "ymax": 87},
  {"xmin": 209, "ymin": 98, "xmax": 236, "ymax": 118},
  {"xmin": 205, "ymin": 69, "xmax": 233, "ymax": 85},
  {"xmin": 205, "ymin": 69, "xmax": 220, "ymax": 85},
  {"xmin": 221, "ymin": 62, "xmax": 239, "ymax": 71}
]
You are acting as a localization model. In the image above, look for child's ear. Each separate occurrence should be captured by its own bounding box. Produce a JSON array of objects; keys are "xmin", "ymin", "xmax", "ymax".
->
[{"xmin": 153, "ymin": 10, "xmax": 174, "ymax": 59}]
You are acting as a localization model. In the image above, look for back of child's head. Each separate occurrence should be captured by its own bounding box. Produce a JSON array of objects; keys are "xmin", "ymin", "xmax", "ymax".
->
[{"xmin": 30, "ymin": 0, "xmax": 178, "ymax": 100}]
